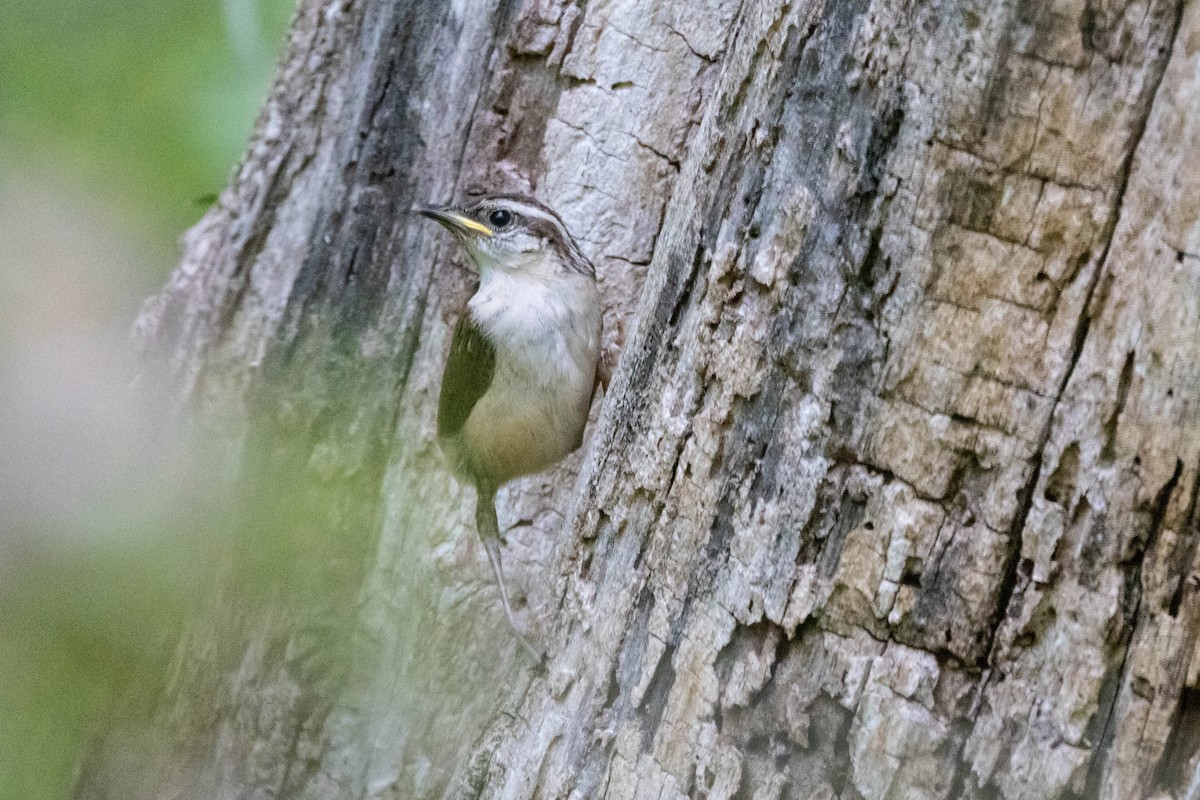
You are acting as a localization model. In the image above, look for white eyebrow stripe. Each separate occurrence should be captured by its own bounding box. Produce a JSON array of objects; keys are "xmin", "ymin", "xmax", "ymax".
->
[{"xmin": 500, "ymin": 201, "xmax": 566, "ymax": 229}]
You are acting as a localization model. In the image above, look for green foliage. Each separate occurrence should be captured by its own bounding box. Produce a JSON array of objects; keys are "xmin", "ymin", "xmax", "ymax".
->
[
  {"xmin": 0, "ymin": 2, "xmax": 293, "ymax": 797},
  {"xmin": 0, "ymin": 0, "xmax": 295, "ymax": 261}
]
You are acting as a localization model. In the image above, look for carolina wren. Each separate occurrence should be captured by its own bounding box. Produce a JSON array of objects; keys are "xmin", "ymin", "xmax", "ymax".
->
[{"xmin": 419, "ymin": 194, "xmax": 602, "ymax": 655}]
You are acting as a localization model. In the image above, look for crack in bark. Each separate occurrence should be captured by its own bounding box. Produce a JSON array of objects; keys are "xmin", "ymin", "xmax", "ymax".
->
[
  {"xmin": 1082, "ymin": 458, "xmax": 1184, "ymax": 798},
  {"xmin": 979, "ymin": 0, "xmax": 1188, "ymax": 676}
]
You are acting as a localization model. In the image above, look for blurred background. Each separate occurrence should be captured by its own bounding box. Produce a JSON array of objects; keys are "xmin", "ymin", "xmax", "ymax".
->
[{"xmin": 0, "ymin": 1, "xmax": 293, "ymax": 797}]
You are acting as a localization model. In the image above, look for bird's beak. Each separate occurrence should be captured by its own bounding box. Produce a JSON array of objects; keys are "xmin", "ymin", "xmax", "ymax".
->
[{"xmin": 416, "ymin": 205, "xmax": 493, "ymax": 237}]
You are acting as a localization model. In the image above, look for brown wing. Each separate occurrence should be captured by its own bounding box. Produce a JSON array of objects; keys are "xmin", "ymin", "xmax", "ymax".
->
[{"xmin": 437, "ymin": 316, "xmax": 496, "ymax": 439}]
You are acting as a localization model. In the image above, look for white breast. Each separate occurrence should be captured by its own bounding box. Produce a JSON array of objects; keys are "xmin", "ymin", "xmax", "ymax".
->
[{"xmin": 455, "ymin": 266, "xmax": 601, "ymax": 483}]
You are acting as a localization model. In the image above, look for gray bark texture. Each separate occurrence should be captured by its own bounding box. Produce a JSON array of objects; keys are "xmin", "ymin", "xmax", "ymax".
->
[{"xmin": 75, "ymin": 0, "xmax": 1200, "ymax": 798}]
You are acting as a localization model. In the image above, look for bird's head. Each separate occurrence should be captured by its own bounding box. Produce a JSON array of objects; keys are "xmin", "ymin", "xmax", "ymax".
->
[{"xmin": 418, "ymin": 194, "xmax": 593, "ymax": 279}]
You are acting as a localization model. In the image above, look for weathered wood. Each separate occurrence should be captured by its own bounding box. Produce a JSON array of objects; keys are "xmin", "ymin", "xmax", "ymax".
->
[{"xmin": 77, "ymin": 0, "xmax": 1200, "ymax": 798}]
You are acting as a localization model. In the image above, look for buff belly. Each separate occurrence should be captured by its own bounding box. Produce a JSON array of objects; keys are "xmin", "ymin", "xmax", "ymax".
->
[{"xmin": 443, "ymin": 372, "xmax": 592, "ymax": 485}]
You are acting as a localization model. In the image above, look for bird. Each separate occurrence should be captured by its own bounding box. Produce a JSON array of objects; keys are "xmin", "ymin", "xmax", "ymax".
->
[{"xmin": 418, "ymin": 194, "xmax": 603, "ymax": 656}]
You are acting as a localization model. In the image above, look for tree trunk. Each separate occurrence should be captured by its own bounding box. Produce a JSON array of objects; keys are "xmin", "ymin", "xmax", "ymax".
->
[{"xmin": 76, "ymin": 0, "xmax": 1200, "ymax": 798}]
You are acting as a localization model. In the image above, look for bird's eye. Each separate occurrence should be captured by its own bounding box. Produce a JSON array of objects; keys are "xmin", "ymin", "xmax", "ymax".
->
[{"xmin": 488, "ymin": 209, "xmax": 513, "ymax": 229}]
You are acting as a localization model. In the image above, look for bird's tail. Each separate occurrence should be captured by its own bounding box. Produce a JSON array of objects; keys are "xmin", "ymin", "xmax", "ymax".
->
[{"xmin": 475, "ymin": 487, "xmax": 542, "ymax": 659}]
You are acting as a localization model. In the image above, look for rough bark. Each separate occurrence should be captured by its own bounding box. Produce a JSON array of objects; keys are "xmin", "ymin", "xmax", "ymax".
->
[{"xmin": 76, "ymin": 0, "xmax": 1200, "ymax": 798}]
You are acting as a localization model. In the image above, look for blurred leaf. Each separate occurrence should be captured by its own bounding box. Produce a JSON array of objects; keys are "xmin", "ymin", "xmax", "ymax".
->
[
  {"xmin": 0, "ymin": 0, "xmax": 294, "ymax": 797},
  {"xmin": 0, "ymin": 0, "xmax": 295, "ymax": 265}
]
